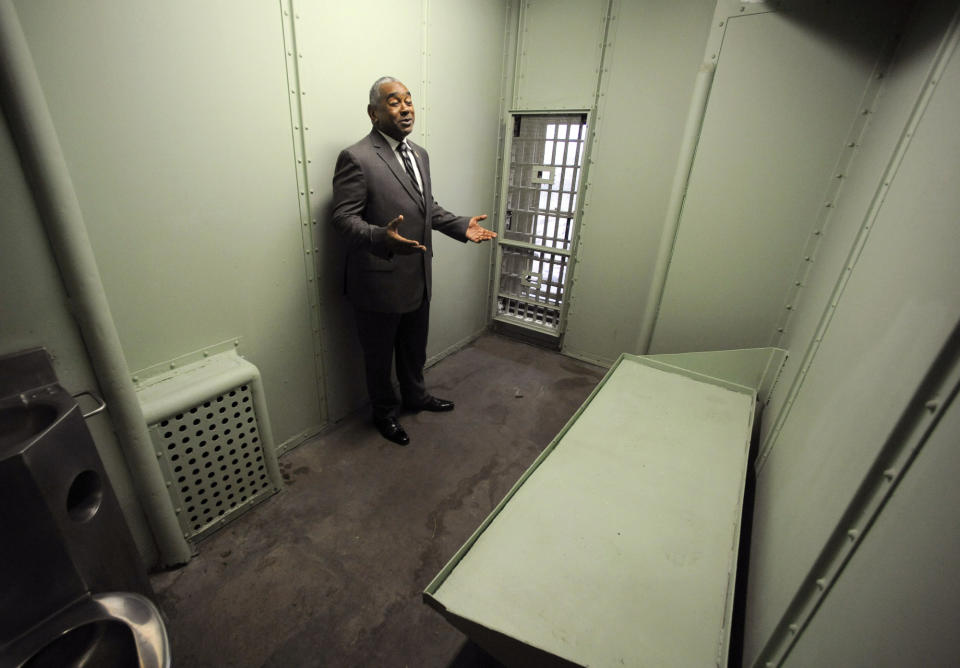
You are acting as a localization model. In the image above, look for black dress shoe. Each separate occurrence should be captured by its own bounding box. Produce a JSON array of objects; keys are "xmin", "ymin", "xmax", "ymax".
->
[
  {"xmin": 406, "ymin": 396, "xmax": 455, "ymax": 412},
  {"xmin": 374, "ymin": 416, "xmax": 409, "ymax": 445}
]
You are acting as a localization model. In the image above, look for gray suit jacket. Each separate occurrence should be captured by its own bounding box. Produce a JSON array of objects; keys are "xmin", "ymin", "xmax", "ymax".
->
[{"xmin": 332, "ymin": 129, "xmax": 470, "ymax": 313}]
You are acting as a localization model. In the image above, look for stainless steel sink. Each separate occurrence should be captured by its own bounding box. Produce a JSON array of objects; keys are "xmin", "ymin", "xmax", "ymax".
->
[
  {"xmin": 0, "ymin": 402, "xmax": 60, "ymax": 450},
  {"xmin": 0, "ymin": 348, "xmax": 169, "ymax": 667}
]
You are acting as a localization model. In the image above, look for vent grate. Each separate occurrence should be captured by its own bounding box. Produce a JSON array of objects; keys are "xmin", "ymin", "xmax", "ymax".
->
[{"xmin": 152, "ymin": 384, "xmax": 275, "ymax": 541}]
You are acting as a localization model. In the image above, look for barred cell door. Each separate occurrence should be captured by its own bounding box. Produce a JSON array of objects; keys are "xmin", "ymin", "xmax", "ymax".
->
[{"xmin": 493, "ymin": 112, "xmax": 589, "ymax": 338}]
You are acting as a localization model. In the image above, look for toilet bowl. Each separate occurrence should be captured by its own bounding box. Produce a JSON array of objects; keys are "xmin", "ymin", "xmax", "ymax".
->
[
  {"xmin": 0, "ymin": 349, "xmax": 170, "ymax": 668},
  {"xmin": 2, "ymin": 592, "xmax": 169, "ymax": 668}
]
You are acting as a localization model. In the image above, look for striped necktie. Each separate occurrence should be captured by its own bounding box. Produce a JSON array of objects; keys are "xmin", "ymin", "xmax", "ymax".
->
[{"xmin": 397, "ymin": 142, "xmax": 423, "ymax": 201}]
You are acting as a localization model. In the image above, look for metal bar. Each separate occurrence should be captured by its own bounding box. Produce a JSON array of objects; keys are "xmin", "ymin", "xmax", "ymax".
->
[
  {"xmin": 73, "ymin": 390, "xmax": 107, "ymax": 419},
  {"xmin": 635, "ymin": 61, "xmax": 717, "ymax": 354},
  {"xmin": 498, "ymin": 238, "xmax": 573, "ymax": 255}
]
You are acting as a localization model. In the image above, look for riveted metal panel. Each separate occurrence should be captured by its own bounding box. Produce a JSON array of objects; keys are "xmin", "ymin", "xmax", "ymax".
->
[
  {"xmin": 785, "ymin": 382, "xmax": 960, "ymax": 667},
  {"xmin": 514, "ymin": 0, "xmax": 609, "ymax": 110},
  {"xmin": 424, "ymin": 0, "xmax": 509, "ymax": 362},
  {"xmin": 744, "ymin": 6, "xmax": 960, "ymax": 662},
  {"xmin": 12, "ymin": 0, "xmax": 322, "ymax": 450},
  {"xmin": 650, "ymin": 7, "xmax": 900, "ymax": 354},
  {"xmin": 560, "ymin": 0, "xmax": 716, "ymax": 366}
]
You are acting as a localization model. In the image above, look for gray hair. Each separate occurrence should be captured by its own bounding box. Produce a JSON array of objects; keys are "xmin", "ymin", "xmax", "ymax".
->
[{"xmin": 369, "ymin": 76, "xmax": 400, "ymax": 106}]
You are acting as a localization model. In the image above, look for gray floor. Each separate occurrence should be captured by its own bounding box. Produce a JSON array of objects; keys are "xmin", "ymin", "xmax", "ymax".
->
[{"xmin": 150, "ymin": 333, "xmax": 607, "ymax": 667}]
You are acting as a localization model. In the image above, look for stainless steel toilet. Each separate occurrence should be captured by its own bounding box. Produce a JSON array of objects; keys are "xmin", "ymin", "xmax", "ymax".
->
[{"xmin": 0, "ymin": 348, "xmax": 170, "ymax": 667}]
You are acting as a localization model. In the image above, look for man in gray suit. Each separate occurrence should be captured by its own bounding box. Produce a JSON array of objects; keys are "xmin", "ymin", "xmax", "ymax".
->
[{"xmin": 332, "ymin": 76, "xmax": 496, "ymax": 445}]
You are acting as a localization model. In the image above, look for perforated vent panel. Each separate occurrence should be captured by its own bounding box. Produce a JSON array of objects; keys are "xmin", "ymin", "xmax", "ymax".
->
[{"xmin": 152, "ymin": 384, "xmax": 277, "ymax": 541}]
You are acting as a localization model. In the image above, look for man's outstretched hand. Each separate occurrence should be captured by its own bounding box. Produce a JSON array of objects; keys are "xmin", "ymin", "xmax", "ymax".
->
[
  {"xmin": 386, "ymin": 215, "xmax": 426, "ymax": 254},
  {"xmin": 466, "ymin": 215, "xmax": 497, "ymax": 243}
]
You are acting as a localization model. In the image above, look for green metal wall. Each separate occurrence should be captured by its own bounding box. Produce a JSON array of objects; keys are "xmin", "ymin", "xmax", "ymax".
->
[
  {"xmin": 504, "ymin": 0, "xmax": 717, "ymax": 365},
  {"xmin": 0, "ymin": 101, "xmax": 158, "ymax": 564},
  {"xmin": 6, "ymin": 0, "xmax": 507, "ymax": 438},
  {"xmin": 1, "ymin": 0, "xmax": 507, "ymax": 561},
  {"xmin": 563, "ymin": 0, "xmax": 716, "ymax": 363},
  {"xmin": 745, "ymin": 1, "xmax": 960, "ymax": 662},
  {"xmin": 649, "ymin": 2, "xmax": 906, "ymax": 354},
  {"xmin": 11, "ymin": 0, "xmax": 322, "ymax": 447}
]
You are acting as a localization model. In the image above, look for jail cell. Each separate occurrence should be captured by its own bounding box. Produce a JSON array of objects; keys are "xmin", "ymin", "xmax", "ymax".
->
[{"xmin": 496, "ymin": 113, "xmax": 588, "ymax": 334}]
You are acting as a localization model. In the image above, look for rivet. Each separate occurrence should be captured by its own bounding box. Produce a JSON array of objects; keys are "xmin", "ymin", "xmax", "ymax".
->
[
  {"xmin": 925, "ymin": 399, "xmax": 940, "ymax": 412},
  {"xmin": 815, "ymin": 578, "xmax": 827, "ymax": 591},
  {"xmin": 786, "ymin": 305, "xmax": 792, "ymax": 310},
  {"xmin": 789, "ymin": 624, "xmax": 799, "ymax": 635},
  {"xmin": 170, "ymin": 363, "xmax": 176, "ymax": 369},
  {"xmin": 882, "ymin": 468, "xmax": 896, "ymax": 481},
  {"xmin": 847, "ymin": 529, "xmax": 859, "ymax": 541},
  {"xmin": 132, "ymin": 376, "xmax": 139, "ymax": 383},
  {"xmin": 848, "ymin": 142, "xmax": 856, "ymax": 147}
]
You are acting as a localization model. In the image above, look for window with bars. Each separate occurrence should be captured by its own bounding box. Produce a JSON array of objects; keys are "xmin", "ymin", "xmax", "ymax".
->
[{"xmin": 495, "ymin": 112, "xmax": 588, "ymax": 334}]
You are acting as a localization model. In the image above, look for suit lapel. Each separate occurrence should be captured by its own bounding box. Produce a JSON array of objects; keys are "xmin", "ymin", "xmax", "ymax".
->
[{"xmin": 369, "ymin": 130, "xmax": 425, "ymax": 212}]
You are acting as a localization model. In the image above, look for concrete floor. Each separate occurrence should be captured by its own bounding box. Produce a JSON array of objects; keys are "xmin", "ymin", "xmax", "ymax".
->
[{"xmin": 150, "ymin": 333, "xmax": 607, "ymax": 667}]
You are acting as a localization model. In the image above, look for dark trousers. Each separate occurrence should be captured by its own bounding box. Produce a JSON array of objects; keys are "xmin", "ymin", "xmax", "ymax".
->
[{"xmin": 353, "ymin": 297, "xmax": 431, "ymax": 420}]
